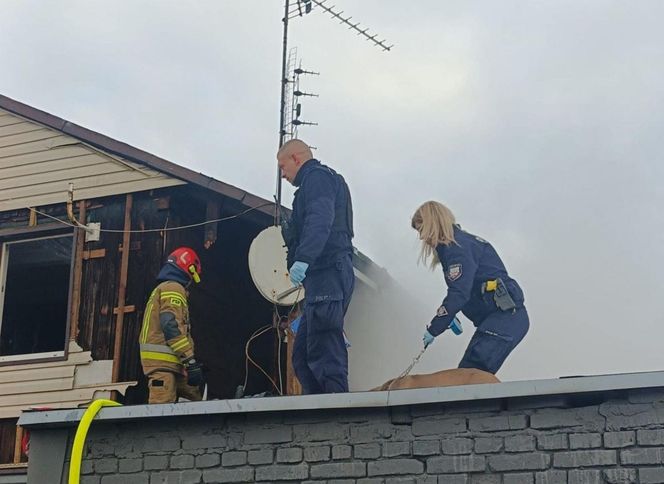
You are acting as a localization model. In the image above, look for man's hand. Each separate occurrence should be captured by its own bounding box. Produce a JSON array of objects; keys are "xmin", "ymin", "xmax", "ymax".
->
[
  {"xmin": 289, "ymin": 261, "xmax": 309, "ymax": 286},
  {"xmin": 184, "ymin": 358, "xmax": 204, "ymax": 387},
  {"xmin": 423, "ymin": 329, "xmax": 435, "ymax": 349}
]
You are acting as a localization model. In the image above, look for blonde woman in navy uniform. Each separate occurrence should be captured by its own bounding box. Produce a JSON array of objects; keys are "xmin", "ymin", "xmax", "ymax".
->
[{"xmin": 411, "ymin": 201, "xmax": 529, "ymax": 374}]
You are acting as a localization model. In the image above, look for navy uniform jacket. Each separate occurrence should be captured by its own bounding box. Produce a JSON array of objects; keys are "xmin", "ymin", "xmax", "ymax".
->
[
  {"xmin": 289, "ymin": 159, "xmax": 353, "ymax": 271},
  {"xmin": 429, "ymin": 225, "xmax": 525, "ymax": 336}
]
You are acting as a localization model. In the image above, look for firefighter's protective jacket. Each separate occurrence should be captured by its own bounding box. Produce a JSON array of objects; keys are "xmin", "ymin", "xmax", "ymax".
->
[{"xmin": 139, "ymin": 279, "xmax": 195, "ymax": 376}]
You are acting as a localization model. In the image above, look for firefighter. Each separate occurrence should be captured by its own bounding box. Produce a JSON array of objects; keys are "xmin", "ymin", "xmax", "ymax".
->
[
  {"xmin": 278, "ymin": 139, "xmax": 355, "ymax": 394},
  {"xmin": 412, "ymin": 201, "xmax": 530, "ymax": 374},
  {"xmin": 139, "ymin": 247, "xmax": 204, "ymax": 403}
]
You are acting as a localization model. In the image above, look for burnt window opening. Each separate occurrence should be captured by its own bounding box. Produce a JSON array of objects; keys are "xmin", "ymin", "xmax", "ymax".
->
[{"xmin": 0, "ymin": 234, "xmax": 73, "ymax": 360}]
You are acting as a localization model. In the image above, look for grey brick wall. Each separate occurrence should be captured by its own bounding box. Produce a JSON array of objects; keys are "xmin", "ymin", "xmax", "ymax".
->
[{"xmin": 70, "ymin": 387, "xmax": 664, "ymax": 483}]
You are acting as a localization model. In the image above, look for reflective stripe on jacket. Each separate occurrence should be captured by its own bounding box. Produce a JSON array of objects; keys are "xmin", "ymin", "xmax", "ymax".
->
[{"xmin": 139, "ymin": 280, "xmax": 195, "ymax": 375}]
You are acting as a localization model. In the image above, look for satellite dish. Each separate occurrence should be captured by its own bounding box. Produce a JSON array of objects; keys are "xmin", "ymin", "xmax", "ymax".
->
[{"xmin": 248, "ymin": 226, "xmax": 305, "ymax": 306}]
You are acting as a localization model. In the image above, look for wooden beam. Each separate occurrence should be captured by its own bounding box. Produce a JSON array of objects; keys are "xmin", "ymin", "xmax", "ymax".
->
[
  {"xmin": 112, "ymin": 305, "xmax": 135, "ymax": 315},
  {"xmin": 28, "ymin": 208, "xmax": 37, "ymax": 227},
  {"xmin": 14, "ymin": 425, "xmax": 23, "ymax": 464},
  {"xmin": 0, "ymin": 222, "xmax": 67, "ymax": 238},
  {"xmin": 69, "ymin": 201, "xmax": 86, "ymax": 341},
  {"xmin": 0, "ymin": 463, "xmax": 27, "ymax": 470},
  {"xmin": 82, "ymin": 248, "xmax": 106, "ymax": 260},
  {"xmin": 112, "ymin": 194, "xmax": 132, "ymax": 383},
  {"xmin": 285, "ymin": 328, "xmax": 302, "ymax": 396},
  {"xmin": 13, "ymin": 426, "xmax": 23, "ymax": 464}
]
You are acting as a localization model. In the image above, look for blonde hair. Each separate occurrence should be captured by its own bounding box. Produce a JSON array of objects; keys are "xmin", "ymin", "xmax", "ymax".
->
[{"xmin": 411, "ymin": 201, "xmax": 458, "ymax": 269}]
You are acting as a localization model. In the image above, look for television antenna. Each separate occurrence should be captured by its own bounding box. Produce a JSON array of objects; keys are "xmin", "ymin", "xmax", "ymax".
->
[
  {"xmin": 274, "ymin": 0, "xmax": 393, "ymax": 222},
  {"xmin": 282, "ymin": 47, "xmax": 319, "ymax": 144}
]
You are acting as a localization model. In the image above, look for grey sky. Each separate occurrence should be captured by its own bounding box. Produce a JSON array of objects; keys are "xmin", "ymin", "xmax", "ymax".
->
[{"xmin": 2, "ymin": 1, "xmax": 663, "ymax": 382}]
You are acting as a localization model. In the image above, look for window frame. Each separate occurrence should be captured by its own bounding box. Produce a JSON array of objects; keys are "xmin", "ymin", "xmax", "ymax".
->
[{"xmin": 0, "ymin": 227, "xmax": 76, "ymax": 366}]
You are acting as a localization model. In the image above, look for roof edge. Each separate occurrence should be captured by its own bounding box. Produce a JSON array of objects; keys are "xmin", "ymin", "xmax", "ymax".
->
[{"xmin": 17, "ymin": 370, "xmax": 664, "ymax": 429}]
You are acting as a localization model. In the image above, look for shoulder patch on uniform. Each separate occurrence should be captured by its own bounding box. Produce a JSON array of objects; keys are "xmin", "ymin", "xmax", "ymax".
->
[
  {"xmin": 436, "ymin": 305, "xmax": 448, "ymax": 317},
  {"xmin": 447, "ymin": 263, "xmax": 463, "ymax": 281}
]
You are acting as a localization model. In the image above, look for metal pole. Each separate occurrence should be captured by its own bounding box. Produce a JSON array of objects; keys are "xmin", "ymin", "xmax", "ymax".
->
[{"xmin": 276, "ymin": 0, "xmax": 291, "ymax": 224}]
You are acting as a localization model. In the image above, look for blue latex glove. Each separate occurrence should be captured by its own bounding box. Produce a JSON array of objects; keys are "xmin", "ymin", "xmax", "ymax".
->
[
  {"xmin": 289, "ymin": 261, "xmax": 309, "ymax": 286},
  {"xmin": 423, "ymin": 329, "xmax": 435, "ymax": 349}
]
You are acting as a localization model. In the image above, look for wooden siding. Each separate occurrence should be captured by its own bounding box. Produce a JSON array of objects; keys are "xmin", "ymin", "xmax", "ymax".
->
[
  {"xmin": 0, "ymin": 341, "xmax": 134, "ymax": 419},
  {"xmin": 0, "ymin": 110, "xmax": 185, "ymax": 211}
]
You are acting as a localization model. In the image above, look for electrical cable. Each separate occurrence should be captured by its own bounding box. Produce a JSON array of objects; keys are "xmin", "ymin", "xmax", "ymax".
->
[
  {"xmin": 27, "ymin": 202, "xmax": 273, "ymax": 234},
  {"xmin": 243, "ymin": 324, "xmax": 271, "ymax": 391},
  {"xmin": 240, "ymin": 288, "xmax": 303, "ymax": 398},
  {"xmin": 243, "ymin": 325, "xmax": 282, "ymax": 395}
]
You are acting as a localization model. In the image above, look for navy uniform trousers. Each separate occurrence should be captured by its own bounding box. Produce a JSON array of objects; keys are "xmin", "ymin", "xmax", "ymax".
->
[
  {"xmin": 292, "ymin": 254, "xmax": 354, "ymax": 394},
  {"xmin": 458, "ymin": 306, "xmax": 530, "ymax": 374}
]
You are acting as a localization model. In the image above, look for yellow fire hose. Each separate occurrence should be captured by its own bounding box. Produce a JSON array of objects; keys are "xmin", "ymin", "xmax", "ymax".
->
[{"xmin": 68, "ymin": 399, "xmax": 122, "ymax": 484}]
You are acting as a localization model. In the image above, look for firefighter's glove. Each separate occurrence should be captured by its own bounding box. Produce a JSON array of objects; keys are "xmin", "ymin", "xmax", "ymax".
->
[
  {"xmin": 289, "ymin": 261, "xmax": 309, "ymax": 286},
  {"xmin": 423, "ymin": 329, "xmax": 435, "ymax": 349},
  {"xmin": 185, "ymin": 359, "xmax": 204, "ymax": 387}
]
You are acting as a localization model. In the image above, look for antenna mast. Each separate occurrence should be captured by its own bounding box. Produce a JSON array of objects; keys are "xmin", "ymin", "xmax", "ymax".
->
[{"xmin": 274, "ymin": 0, "xmax": 393, "ymax": 223}]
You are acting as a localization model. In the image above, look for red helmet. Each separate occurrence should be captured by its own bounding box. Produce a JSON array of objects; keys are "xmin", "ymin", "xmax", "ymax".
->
[{"xmin": 167, "ymin": 247, "xmax": 202, "ymax": 283}]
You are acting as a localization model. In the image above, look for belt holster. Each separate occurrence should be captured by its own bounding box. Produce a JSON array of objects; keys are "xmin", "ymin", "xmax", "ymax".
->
[{"xmin": 482, "ymin": 278, "xmax": 517, "ymax": 312}]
